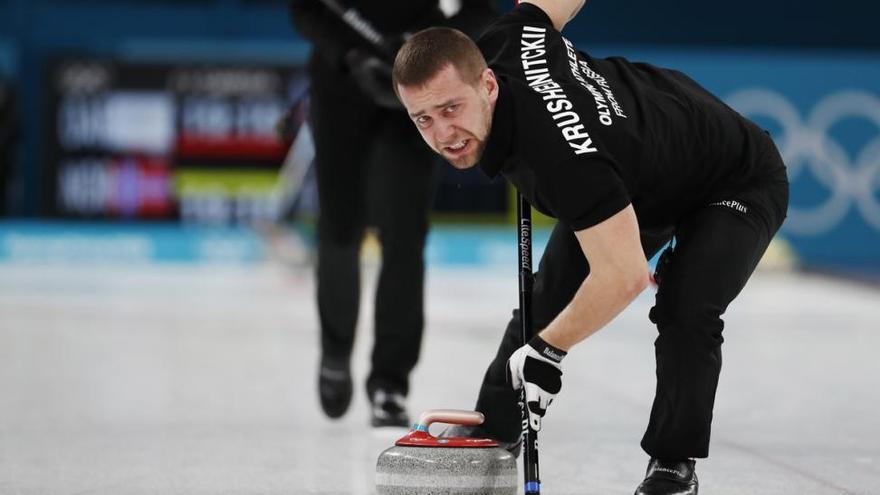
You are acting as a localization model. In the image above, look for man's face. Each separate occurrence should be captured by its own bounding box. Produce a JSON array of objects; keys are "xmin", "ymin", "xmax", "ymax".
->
[{"xmin": 397, "ymin": 64, "xmax": 498, "ymax": 169}]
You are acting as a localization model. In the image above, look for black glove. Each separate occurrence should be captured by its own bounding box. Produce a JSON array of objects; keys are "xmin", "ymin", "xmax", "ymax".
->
[
  {"xmin": 506, "ymin": 335, "xmax": 566, "ymax": 431},
  {"xmin": 344, "ymin": 48, "xmax": 403, "ymax": 110}
]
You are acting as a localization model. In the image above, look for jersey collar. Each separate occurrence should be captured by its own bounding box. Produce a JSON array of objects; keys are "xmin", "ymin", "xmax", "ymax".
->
[{"xmin": 478, "ymin": 77, "xmax": 515, "ymax": 179}]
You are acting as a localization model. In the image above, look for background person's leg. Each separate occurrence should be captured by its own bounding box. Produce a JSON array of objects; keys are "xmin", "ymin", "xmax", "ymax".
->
[
  {"xmin": 366, "ymin": 114, "xmax": 436, "ymax": 401},
  {"xmin": 309, "ymin": 63, "xmax": 380, "ymax": 416}
]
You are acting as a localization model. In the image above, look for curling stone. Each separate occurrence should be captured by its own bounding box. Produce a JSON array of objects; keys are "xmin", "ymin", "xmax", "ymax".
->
[{"xmin": 375, "ymin": 409, "xmax": 517, "ymax": 495}]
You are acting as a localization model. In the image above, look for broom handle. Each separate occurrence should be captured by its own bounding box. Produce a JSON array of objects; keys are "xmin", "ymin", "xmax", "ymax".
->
[{"xmin": 518, "ymin": 193, "xmax": 541, "ymax": 494}]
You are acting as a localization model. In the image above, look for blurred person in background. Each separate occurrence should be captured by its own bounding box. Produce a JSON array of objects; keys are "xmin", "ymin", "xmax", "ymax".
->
[
  {"xmin": 287, "ymin": 0, "xmax": 497, "ymax": 427},
  {"xmin": 0, "ymin": 80, "xmax": 15, "ymax": 215}
]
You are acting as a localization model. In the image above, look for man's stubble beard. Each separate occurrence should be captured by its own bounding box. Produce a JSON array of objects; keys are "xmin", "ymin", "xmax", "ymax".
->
[
  {"xmin": 444, "ymin": 98, "xmax": 493, "ymax": 170},
  {"xmin": 444, "ymin": 138, "xmax": 486, "ymax": 169}
]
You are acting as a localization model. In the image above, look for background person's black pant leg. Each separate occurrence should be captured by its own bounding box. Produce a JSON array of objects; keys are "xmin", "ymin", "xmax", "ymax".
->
[
  {"xmin": 640, "ymin": 187, "xmax": 785, "ymax": 460},
  {"xmin": 309, "ymin": 62, "xmax": 380, "ymax": 362},
  {"xmin": 367, "ymin": 114, "xmax": 436, "ymax": 397},
  {"xmin": 476, "ymin": 222, "xmax": 672, "ymax": 442}
]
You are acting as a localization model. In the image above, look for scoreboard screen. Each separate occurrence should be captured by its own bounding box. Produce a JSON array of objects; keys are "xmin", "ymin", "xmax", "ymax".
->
[{"xmin": 48, "ymin": 58, "xmax": 311, "ymax": 224}]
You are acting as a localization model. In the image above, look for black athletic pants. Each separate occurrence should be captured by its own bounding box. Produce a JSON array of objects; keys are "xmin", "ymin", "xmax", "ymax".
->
[
  {"xmin": 309, "ymin": 57, "xmax": 435, "ymax": 397},
  {"xmin": 475, "ymin": 164, "xmax": 788, "ymax": 460}
]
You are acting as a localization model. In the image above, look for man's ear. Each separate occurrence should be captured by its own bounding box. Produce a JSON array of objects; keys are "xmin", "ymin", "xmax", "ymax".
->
[{"xmin": 483, "ymin": 68, "xmax": 498, "ymax": 102}]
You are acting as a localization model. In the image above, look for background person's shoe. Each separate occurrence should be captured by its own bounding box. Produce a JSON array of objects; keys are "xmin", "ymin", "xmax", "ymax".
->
[
  {"xmin": 370, "ymin": 389, "xmax": 409, "ymax": 427},
  {"xmin": 439, "ymin": 423, "xmax": 522, "ymax": 458},
  {"xmin": 318, "ymin": 357, "xmax": 352, "ymax": 419},
  {"xmin": 634, "ymin": 458, "xmax": 698, "ymax": 495}
]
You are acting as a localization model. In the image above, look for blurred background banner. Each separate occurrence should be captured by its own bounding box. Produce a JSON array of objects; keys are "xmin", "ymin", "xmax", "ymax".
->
[
  {"xmin": 0, "ymin": 0, "xmax": 878, "ymax": 277},
  {"xmin": 48, "ymin": 58, "xmax": 310, "ymax": 224}
]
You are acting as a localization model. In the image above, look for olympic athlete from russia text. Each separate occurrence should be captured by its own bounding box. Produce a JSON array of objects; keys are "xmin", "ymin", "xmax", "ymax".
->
[{"xmin": 392, "ymin": 1, "xmax": 789, "ymax": 493}]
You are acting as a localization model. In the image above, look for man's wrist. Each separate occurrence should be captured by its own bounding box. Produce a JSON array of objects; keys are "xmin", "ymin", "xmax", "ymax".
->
[{"xmin": 528, "ymin": 334, "xmax": 567, "ymax": 363}]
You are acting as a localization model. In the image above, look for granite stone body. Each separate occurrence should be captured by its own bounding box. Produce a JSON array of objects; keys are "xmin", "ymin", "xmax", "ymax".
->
[{"xmin": 375, "ymin": 445, "xmax": 517, "ymax": 495}]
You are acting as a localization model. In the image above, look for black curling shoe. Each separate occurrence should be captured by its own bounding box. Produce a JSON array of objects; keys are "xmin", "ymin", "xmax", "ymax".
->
[
  {"xmin": 634, "ymin": 458, "xmax": 699, "ymax": 495},
  {"xmin": 318, "ymin": 357, "xmax": 352, "ymax": 419},
  {"xmin": 370, "ymin": 389, "xmax": 409, "ymax": 428}
]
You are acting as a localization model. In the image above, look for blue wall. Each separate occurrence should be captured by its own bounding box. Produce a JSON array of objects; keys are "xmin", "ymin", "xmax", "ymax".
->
[
  {"xmin": 2, "ymin": 0, "xmax": 879, "ymax": 217},
  {"xmin": 1, "ymin": 0, "xmax": 879, "ymax": 273},
  {"xmin": 0, "ymin": 0, "xmax": 880, "ymax": 216}
]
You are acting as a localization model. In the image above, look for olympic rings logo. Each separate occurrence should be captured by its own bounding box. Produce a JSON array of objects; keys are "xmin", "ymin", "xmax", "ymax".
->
[{"xmin": 725, "ymin": 89, "xmax": 880, "ymax": 235}]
